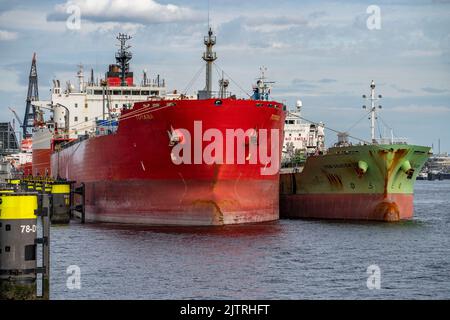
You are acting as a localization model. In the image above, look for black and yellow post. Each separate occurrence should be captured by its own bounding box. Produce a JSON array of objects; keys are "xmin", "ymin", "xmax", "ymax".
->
[
  {"xmin": 50, "ymin": 182, "xmax": 71, "ymax": 224},
  {"xmin": 5, "ymin": 179, "xmax": 21, "ymax": 188},
  {"xmin": 26, "ymin": 181, "xmax": 35, "ymax": 192},
  {"xmin": 0, "ymin": 192, "xmax": 39, "ymax": 299}
]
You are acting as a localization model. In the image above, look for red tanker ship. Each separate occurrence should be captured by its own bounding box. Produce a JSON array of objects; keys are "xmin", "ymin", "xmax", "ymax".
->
[{"xmin": 50, "ymin": 29, "xmax": 286, "ymax": 226}]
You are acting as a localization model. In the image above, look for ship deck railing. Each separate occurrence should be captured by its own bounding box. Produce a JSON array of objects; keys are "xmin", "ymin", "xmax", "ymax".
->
[
  {"xmin": 197, "ymin": 90, "xmax": 234, "ymax": 100},
  {"xmin": 60, "ymin": 134, "xmax": 90, "ymax": 150},
  {"xmin": 375, "ymin": 138, "xmax": 408, "ymax": 145}
]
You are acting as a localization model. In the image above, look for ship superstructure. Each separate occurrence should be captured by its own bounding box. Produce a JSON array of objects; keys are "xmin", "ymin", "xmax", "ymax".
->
[
  {"xmin": 31, "ymin": 34, "xmax": 172, "ymax": 176},
  {"xmin": 282, "ymin": 100, "xmax": 325, "ymax": 167}
]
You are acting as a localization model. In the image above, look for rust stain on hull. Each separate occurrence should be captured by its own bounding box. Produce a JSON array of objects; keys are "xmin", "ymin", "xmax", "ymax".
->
[
  {"xmin": 321, "ymin": 169, "xmax": 343, "ymax": 189},
  {"xmin": 192, "ymin": 200, "xmax": 225, "ymax": 225},
  {"xmin": 371, "ymin": 148, "xmax": 409, "ymax": 197},
  {"xmin": 372, "ymin": 201, "xmax": 400, "ymax": 222}
]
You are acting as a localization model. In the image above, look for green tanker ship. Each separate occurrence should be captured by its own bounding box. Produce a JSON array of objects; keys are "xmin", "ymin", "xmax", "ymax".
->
[{"xmin": 280, "ymin": 81, "xmax": 431, "ymax": 222}]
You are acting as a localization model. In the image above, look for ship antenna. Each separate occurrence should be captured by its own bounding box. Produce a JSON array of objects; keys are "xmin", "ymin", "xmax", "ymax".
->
[
  {"xmin": 254, "ymin": 66, "xmax": 274, "ymax": 101},
  {"xmin": 77, "ymin": 63, "xmax": 84, "ymax": 92},
  {"xmin": 362, "ymin": 80, "xmax": 382, "ymax": 143},
  {"xmin": 116, "ymin": 33, "xmax": 132, "ymax": 87},
  {"xmin": 90, "ymin": 68, "xmax": 94, "ymax": 86}
]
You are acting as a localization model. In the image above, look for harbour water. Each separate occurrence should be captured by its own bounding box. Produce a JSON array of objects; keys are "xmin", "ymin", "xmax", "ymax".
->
[{"xmin": 50, "ymin": 180, "xmax": 450, "ymax": 299}]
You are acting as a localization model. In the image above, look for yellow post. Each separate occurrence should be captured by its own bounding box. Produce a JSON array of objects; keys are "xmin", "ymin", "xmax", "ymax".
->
[
  {"xmin": 51, "ymin": 183, "xmax": 72, "ymax": 224},
  {"xmin": 0, "ymin": 193, "xmax": 39, "ymax": 300}
]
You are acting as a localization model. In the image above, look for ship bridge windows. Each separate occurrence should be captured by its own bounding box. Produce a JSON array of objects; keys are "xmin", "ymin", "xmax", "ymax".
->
[
  {"xmin": 88, "ymin": 89, "xmax": 158, "ymax": 96},
  {"xmin": 286, "ymin": 120, "xmax": 295, "ymax": 124}
]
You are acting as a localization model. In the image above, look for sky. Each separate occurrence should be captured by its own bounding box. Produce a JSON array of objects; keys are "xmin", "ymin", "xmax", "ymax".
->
[{"xmin": 0, "ymin": 0, "xmax": 449, "ymax": 152}]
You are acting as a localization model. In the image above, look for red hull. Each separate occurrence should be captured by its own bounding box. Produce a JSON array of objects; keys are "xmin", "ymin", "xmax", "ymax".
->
[
  {"xmin": 52, "ymin": 98, "xmax": 285, "ymax": 226},
  {"xmin": 21, "ymin": 162, "xmax": 33, "ymax": 176},
  {"xmin": 80, "ymin": 179, "xmax": 278, "ymax": 225},
  {"xmin": 32, "ymin": 148, "xmax": 52, "ymax": 176},
  {"xmin": 280, "ymin": 193, "xmax": 414, "ymax": 222}
]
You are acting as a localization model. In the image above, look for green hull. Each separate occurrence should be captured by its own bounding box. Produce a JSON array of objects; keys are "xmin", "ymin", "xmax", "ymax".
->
[{"xmin": 280, "ymin": 144, "xmax": 431, "ymax": 221}]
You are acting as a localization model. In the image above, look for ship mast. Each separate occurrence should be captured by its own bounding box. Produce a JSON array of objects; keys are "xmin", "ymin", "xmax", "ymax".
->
[
  {"xmin": 77, "ymin": 64, "xmax": 84, "ymax": 92},
  {"xmin": 202, "ymin": 27, "xmax": 217, "ymax": 98},
  {"xmin": 362, "ymin": 80, "xmax": 382, "ymax": 143},
  {"xmin": 116, "ymin": 33, "xmax": 132, "ymax": 87}
]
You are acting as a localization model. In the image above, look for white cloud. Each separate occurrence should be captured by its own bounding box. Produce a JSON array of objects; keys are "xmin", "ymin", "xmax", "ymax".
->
[
  {"xmin": 76, "ymin": 21, "xmax": 144, "ymax": 35},
  {"xmin": 0, "ymin": 30, "xmax": 18, "ymax": 41},
  {"xmin": 49, "ymin": 0, "xmax": 201, "ymax": 24}
]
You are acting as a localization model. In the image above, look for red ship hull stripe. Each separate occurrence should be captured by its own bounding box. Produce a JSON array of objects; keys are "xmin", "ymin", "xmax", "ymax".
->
[
  {"xmin": 79, "ymin": 179, "xmax": 279, "ymax": 225},
  {"xmin": 280, "ymin": 193, "xmax": 414, "ymax": 222}
]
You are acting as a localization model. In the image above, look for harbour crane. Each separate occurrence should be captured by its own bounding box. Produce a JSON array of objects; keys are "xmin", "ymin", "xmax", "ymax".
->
[{"xmin": 8, "ymin": 107, "xmax": 23, "ymax": 132}]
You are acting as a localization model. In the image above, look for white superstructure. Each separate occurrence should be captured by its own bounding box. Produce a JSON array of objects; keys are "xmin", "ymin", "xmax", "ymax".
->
[
  {"xmin": 282, "ymin": 100, "xmax": 325, "ymax": 164},
  {"xmin": 41, "ymin": 66, "xmax": 167, "ymax": 138}
]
